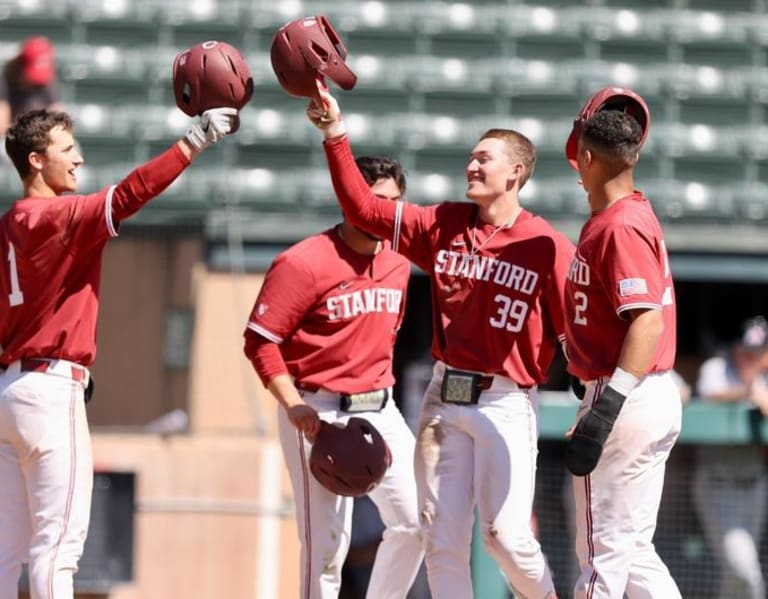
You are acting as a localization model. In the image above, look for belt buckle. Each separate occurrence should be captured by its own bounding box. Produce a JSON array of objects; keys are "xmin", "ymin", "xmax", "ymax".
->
[
  {"xmin": 340, "ymin": 389, "xmax": 388, "ymax": 412},
  {"xmin": 440, "ymin": 369, "xmax": 482, "ymax": 405}
]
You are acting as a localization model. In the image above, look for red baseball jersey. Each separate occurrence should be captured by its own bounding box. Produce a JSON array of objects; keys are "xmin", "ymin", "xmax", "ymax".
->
[
  {"xmin": 245, "ymin": 227, "xmax": 410, "ymax": 394},
  {"xmin": 0, "ymin": 145, "xmax": 190, "ymax": 367},
  {"xmin": 324, "ymin": 137, "xmax": 575, "ymax": 386},
  {"xmin": 564, "ymin": 192, "xmax": 677, "ymax": 381}
]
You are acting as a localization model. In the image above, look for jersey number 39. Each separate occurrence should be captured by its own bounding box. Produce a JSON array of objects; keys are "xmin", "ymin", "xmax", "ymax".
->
[{"xmin": 489, "ymin": 293, "xmax": 529, "ymax": 332}]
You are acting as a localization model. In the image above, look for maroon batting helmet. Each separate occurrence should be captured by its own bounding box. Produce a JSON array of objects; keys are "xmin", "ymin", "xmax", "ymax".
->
[
  {"xmin": 173, "ymin": 40, "xmax": 254, "ymax": 116},
  {"xmin": 270, "ymin": 15, "xmax": 357, "ymax": 99},
  {"xmin": 309, "ymin": 418, "xmax": 391, "ymax": 497},
  {"xmin": 565, "ymin": 86, "xmax": 650, "ymax": 170}
]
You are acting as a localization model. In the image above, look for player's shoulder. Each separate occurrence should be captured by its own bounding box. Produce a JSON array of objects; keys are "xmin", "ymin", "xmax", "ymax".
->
[
  {"xmin": 519, "ymin": 211, "xmax": 574, "ymax": 245},
  {"xmin": 274, "ymin": 228, "xmax": 337, "ymax": 268},
  {"xmin": 5, "ymin": 195, "xmax": 75, "ymax": 230}
]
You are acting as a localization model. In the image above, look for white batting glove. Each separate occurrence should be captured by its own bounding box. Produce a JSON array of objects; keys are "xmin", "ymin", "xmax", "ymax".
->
[
  {"xmin": 185, "ymin": 107, "xmax": 240, "ymax": 151},
  {"xmin": 306, "ymin": 77, "xmax": 346, "ymax": 140}
]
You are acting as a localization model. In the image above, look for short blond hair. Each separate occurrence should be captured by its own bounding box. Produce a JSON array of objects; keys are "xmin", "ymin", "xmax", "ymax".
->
[{"xmin": 479, "ymin": 128, "xmax": 537, "ymax": 189}]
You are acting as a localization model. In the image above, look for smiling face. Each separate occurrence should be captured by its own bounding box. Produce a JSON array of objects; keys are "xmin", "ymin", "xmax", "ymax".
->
[
  {"xmin": 32, "ymin": 125, "xmax": 83, "ymax": 194},
  {"xmin": 465, "ymin": 137, "xmax": 518, "ymax": 203}
]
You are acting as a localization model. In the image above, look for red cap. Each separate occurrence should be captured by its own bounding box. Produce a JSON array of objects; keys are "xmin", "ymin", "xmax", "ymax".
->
[{"xmin": 21, "ymin": 36, "xmax": 55, "ymax": 86}]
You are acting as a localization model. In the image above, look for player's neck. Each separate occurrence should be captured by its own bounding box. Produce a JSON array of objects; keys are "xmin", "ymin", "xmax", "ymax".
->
[
  {"xmin": 338, "ymin": 222, "xmax": 381, "ymax": 256},
  {"xmin": 25, "ymin": 175, "xmax": 57, "ymax": 198},
  {"xmin": 588, "ymin": 173, "xmax": 635, "ymax": 213},
  {"xmin": 477, "ymin": 199, "xmax": 522, "ymax": 227}
]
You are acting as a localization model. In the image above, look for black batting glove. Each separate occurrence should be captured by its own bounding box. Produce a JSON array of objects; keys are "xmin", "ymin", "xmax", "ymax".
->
[
  {"xmin": 570, "ymin": 375, "xmax": 586, "ymax": 401},
  {"xmin": 566, "ymin": 385, "xmax": 626, "ymax": 476}
]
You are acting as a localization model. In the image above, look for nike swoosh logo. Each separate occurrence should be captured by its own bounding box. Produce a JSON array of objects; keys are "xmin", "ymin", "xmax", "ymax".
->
[
  {"xmin": 451, "ymin": 239, "xmax": 466, "ymax": 247},
  {"xmin": 339, "ymin": 281, "xmax": 353, "ymax": 290}
]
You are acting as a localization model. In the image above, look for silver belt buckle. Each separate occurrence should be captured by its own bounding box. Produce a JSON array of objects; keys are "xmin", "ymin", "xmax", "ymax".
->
[{"xmin": 340, "ymin": 389, "xmax": 389, "ymax": 412}]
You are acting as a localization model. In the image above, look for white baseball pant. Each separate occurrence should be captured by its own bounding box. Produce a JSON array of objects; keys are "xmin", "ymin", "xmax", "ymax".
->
[
  {"xmin": 571, "ymin": 370, "xmax": 682, "ymax": 599},
  {"xmin": 416, "ymin": 361, "xmax": 556, "ymax": 599},
  {"xmin": 0, "ymin": 361, "xmax": 93, "ymax": 599},
  {"xmin": 278, "ymin": 389, "xmax": 423, "ymax": 599}
]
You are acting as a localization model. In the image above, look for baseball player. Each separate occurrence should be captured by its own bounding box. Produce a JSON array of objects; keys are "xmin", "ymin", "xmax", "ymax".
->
[
  {"xmin": 692, "ymin": 316, "xmax": 768, "ymax": 599},
  {"xmin": 242, "ymin": 155, "xmax": 424, "ymax": 599},
  {"xmin": 562, "ymin": 88, "xmax": 682, "ymax": 598},
  {"xmin": 307, "ymin": 82, "xmax": 572, "ymax": 599},
  {"xmin": 0, "ymin": 106, "xmax": 237, "ymax": 599}
]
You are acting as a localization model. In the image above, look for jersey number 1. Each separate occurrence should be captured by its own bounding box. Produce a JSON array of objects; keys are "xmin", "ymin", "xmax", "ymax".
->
[{"xmin": 7, "ymin": 244, "xmax": 24, "ymax": 306}]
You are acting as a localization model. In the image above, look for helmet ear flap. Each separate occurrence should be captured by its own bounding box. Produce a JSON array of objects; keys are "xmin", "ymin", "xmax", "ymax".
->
[{"xmin": 270, "ymin": 15, "xmax": 358, "ymax": 99}]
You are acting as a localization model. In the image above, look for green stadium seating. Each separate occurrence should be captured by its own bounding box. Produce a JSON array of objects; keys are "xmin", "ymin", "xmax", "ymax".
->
[{"xmin": 4, "ymin": 0, "xmax": 763, "ymax": 229}]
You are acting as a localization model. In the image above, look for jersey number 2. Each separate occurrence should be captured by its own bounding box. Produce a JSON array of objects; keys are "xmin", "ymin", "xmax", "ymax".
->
[
  {"xmin": 7, "ymin": 244, "xmax": 24, "ymax": 306},
  {"xmin": 573, "ymin": 291, "xmax": 588, "ymax": 326}
]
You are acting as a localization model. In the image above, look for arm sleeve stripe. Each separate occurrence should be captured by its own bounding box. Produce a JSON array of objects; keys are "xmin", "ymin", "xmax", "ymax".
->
[
  {"xmin": 105, "ymin": 185, "xmax": 118, "ymax": 237},
  {"xmin": 392, "ymin": 200, "xmax": 403, "ymax": 253},
  {"xmin": 616, "ymin": 302, "xmax": 661, "ymax": 316},
  {"xmin": 247, "ymin": 322, "xmax": 284, "ymax": 344}
]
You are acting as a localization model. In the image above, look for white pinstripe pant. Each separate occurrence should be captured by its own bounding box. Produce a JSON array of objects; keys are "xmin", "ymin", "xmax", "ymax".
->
[{"xmin": 0, "ymin": 363, "xmax": 92, "ymax": 599}]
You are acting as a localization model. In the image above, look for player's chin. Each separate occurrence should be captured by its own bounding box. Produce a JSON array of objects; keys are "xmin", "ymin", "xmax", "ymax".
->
[{"xmin": 465, "ymin": 186, "xmax": 490, "ymax": 203}]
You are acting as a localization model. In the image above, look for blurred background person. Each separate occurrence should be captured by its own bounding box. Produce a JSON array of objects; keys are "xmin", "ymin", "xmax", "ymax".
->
[
  {"xmin": 692, "ymin": 316, "xmax": 768, "ymax": 599},
  {"xmin": 0, "ymin": 36, "xmax": 63, "ymax": 137}
]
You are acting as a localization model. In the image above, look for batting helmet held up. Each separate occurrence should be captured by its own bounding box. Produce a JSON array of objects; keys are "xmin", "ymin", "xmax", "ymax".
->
[
  {"xmin": 565, "ymin": 86, "xmax": 650, "ymax": 170},
  {"xmin": 173, "ymin": 40, "xmax": 254, "ymax": 116},
  {"xmin": 309, "ymin": 418, "xmax": 391, "ymax": 497},
  {"xmin": 270, "ymin": 15, "xmax": 357, "ymax": 100}
]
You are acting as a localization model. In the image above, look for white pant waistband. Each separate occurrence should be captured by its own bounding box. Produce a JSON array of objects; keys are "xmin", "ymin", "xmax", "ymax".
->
[{"xmin": 2, "ymin": 358, "xmax": 90, "ymax": 386}]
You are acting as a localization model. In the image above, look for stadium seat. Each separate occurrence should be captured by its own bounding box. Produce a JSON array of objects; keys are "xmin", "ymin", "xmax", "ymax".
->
[
  {"xmin": 68, "ymin": 103, "xmax": 134, "ymax": 142},
  {"xmin": 0, "ymin": 0, "xmax": 70, "ymax": 40},
  {"xmin": 159, "ymin": 0, "xmax": 244, "ymax": 49},
  {"xmin": 406, "ymin": 56, "xmax": 493, "ymax": 95},
  {"xmin": 577, "ymin": 7, "xmax": 666, "ymax": 43},
  {"xmin": 729, "ymin": 181, "xmax": 768, "ymax": 222},
  {"xmin": 57, "ymin": 43, "xmax": 150, "ymax": 104},
  {"xmin": 499, "ymin": 4, "xmax": 581, "ymax": 42},
  {"xmin": 493, "ymin": 58, "xmax": 580, "ymax": 98},
  {"xmin": 738, "ymin": 124, "xmax": 768, "ymax": 160},
  {"xmin": 657, "ymin": 123, "xmax": 741, "ymax": 160},
  {"xmin": 657, "ymin": 62, "xmax": 748, "ymax": 104}
]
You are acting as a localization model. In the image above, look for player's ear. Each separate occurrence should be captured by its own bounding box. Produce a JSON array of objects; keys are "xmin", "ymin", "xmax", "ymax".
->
[
  {"xmin": 28, "ymin": 151, "xmax": 44, "ymax": 172},
  {"xmin": 506, "ymin": 161, "xmax": 524, "ymax": 190}
]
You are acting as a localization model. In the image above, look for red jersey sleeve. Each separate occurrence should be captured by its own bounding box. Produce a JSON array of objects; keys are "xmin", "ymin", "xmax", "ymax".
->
[
  {"xmin": 243, "ymin": 333, "xmax": 289, "ymax": 385},
  {"xmin": 601, "ymin": 225, "xmax": 665, "ymax": 316},
  {"xmin": 109, "ymin": 144, "xmax": 191, "ymax": 224},
  {"xmin": 543, "ymin": 232, "xmax": 576, "ymax": 343},
  {"xmin": 245, "ymin": 252, "xmax": 318, "ymax": 343},
  {"xmin": 323, "ymin": 136, "xmax": 438, "ymax": 271}
]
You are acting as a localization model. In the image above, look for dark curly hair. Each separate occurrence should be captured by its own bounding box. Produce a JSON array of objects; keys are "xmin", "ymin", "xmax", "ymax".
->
[
  {"xmin": 355, "ymin": 155, "xmax": 406, "ymax": 195},
  {"xmin": 5, "ymin": 109, "xmax": 74, "ymax": 179},
  {"xmin": 581, "ymin": 110, "xmax": 642, "ymax": 169}
]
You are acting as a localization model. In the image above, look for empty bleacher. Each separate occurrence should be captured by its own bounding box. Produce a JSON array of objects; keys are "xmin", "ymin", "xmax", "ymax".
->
[{"xmin": 1, "ymin": 0, "xmax": 767, "ymax": 233}]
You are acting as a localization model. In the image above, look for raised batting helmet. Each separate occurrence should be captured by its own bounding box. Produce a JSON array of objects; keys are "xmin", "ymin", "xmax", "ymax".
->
[
  {"xmin": 270, "ymin": 15, "xmax": 357, "ymax": 99},
  {"xmin": 565, "ymin": 86, "xmax": 650, "ymax": 170},
  {"xmin": 173, "ymin": 40, "xmax": 254, "ymax": 116},
  {"xmin": 309, "ymin": 418, "xmax": 391, "ymax": 497}
]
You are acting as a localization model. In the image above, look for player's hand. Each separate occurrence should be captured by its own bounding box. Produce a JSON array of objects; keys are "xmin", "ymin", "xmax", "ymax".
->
[
  {"xmin": 306, "ymin": 77, "xmax": 346, "ymax": 140},
  {"xmin": 184, "ymin": 107, "xmax": 240, "ymax": 151},
  {"xmin": 566, "ymin": 385, "xmax": 626, "ymax": 476},
  {"xmin": 286, "ymin": 403, "xmax": 321, "ymax": 441}
]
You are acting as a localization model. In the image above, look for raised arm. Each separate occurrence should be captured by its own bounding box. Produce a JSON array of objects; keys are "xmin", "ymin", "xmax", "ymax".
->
[{"xmin": 110, "ymin": 107, "xmax": 238, "ymax": 222}]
